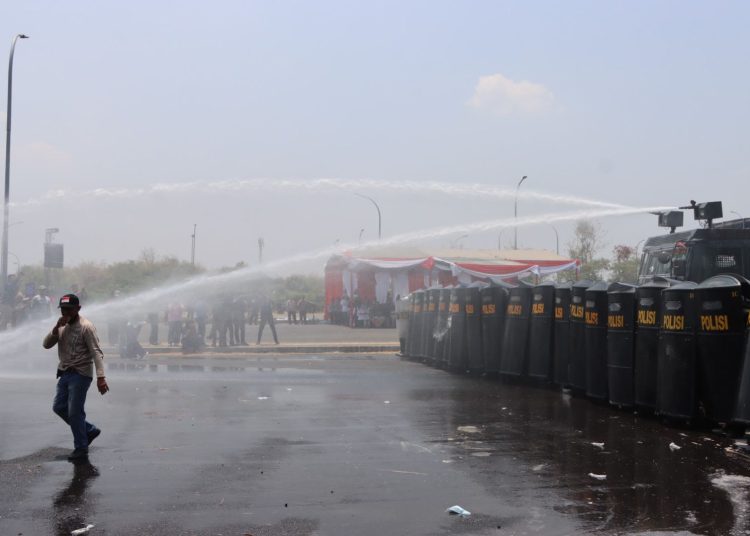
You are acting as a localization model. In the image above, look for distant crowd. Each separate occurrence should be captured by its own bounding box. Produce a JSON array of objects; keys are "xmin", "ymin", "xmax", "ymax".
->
[
  {"xmin": 0, "ymin": 275, "xmax": 77, "ymax": 329},
  {"xmin": 108, "ymin": 293, "xmax": 320, "ymax": 357},
  {"xmin": 327, "ymin": 290, "xmax": 396, "ymax": 328},
  {"xmin": 0, "ymin": 275, "xmax": 322, "ymax": 356}
]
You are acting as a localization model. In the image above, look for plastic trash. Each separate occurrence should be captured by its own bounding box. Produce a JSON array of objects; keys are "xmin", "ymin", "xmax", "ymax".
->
[
  {"xmin": 446, "ymin": 505, "xmax": 471, "ymax": 517},
  {"xmin": 588, "ymin": 473, "xmax": 607, "ymax": 480},
  {"xmin": 71, "ymin": 524, "xmax": 95, "ymax": 535},
  {"xmin": 669, "ymin": 442, "xmax": 682, "ymax": 451},
  {"xmin": 591, "ymin": 442, "xmax": 605, "ymax": 449}
]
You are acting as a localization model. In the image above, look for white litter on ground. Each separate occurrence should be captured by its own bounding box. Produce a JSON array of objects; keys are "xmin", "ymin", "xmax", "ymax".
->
[
  {"xmin": 591, "ymin": 442, "xmax": 605, "ymax": 450},
  {"xmin": 588, "ymin": 473, "xmax": 607, "ymax": 481},
  {"xmin": 669, "ymin": 442, "xmax": 682, "ymax": 451},
  {"xmin": 71, "ymin": 525, "xmax": 95, "ymax": 535},
  {"xmin": 457, "ymin": 426, "xmax": 480, "ymax": 434},
  {"xmin": 446, "ymin": 505, "xmax": 471, "ymax": 517}
]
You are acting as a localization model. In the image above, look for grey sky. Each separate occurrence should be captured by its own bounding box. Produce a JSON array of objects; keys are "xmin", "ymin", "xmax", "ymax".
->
[{"xmin": 2, "ymin": 1, "xmax": 748, "ymax": 271}]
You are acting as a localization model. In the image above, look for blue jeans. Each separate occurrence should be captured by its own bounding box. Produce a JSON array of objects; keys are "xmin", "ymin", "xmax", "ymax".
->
[{"xmin": 53, "ymin": 370, "xmax": 97, "ymax": 450}]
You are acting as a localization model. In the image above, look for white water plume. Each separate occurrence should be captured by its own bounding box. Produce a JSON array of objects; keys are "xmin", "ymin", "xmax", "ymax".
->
[
  {"xmin": 0, "ymin": 203, "xmax": 671, "ymax": 357},
  {"xmin": 11, "ymin": 177, "xmax": 628, "ymax": 211}
]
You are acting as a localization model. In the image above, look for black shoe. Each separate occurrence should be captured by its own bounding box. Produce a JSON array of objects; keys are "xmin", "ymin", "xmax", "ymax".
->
[
  {"xmin": 67, "ymin": 448, "xmax": 89, "ymax": 461},
  {"xmin": 87, "ymin": 428, "xmax": 101, "ymax": 446}
]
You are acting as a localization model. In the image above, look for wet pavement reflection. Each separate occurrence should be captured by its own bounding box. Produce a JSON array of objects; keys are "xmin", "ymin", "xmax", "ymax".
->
[
  {"xmin": 1, "ymin": 353, "xmax": 749, "ymax": 535},
  {"xmin": 52, "ymin": 460, "xmax": 99, "ymax": 536},
  {"xmin": 407, "ymin": 376, "xmax": 750, "ymax": 535}
]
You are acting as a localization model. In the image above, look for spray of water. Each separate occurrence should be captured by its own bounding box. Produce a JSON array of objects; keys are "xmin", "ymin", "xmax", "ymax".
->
[
  {"xmin": 11, "ymin": 177, "xmax": 628, "ymax": 211},
  {"xmin": 0, "ymin": 203, "xmax": 672, "ymax": 357}
]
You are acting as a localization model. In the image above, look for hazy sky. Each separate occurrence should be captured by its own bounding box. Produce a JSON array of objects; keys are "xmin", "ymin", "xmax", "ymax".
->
[{"xmin": 2, "ymin": 1, "xmax": 749, "ymax": 272}]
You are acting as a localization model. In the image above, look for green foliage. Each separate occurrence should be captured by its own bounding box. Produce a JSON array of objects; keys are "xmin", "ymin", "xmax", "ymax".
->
[
  {"xmin": 610, "ymin": 244, "xmax": 639, "ymax": 284},
  {"xmin": 558, "ymin": 221, "xmax": 644, "ymax": 283},
  {"xmin": 15, "ymin": 250, "xmax": 325, "ymax": 312},
  {"xmin": 559, "ymin": 219, "xmax": 610, "ymax": 282},
  {"xmin": 18, "ymin": 251, "xmax": 203, "ymax": 301}
]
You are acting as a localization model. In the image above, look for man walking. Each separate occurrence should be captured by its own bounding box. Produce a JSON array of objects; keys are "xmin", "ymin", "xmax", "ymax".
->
[
  {"xmin": 256, "ymin": 296, "xmax": 279, "ymax": 345},
  {"xmin": 43, "ymin": 294, "xmax": 109, "ymax": 461}
]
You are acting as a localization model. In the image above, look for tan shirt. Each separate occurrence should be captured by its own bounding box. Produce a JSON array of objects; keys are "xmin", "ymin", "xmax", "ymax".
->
[{"xmin": 43, "ymin": 315, "xmax": 105, "ymax": 378}]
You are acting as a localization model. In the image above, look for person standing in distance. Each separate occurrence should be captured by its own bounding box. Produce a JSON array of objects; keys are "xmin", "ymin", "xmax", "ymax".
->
[
  {"xmin": 256, "ymin": 295, "xmax": 279, "ymax": 345},
  {"xmin": 43, "ymin": 294, "xmax": 109, "ymax": 461}
]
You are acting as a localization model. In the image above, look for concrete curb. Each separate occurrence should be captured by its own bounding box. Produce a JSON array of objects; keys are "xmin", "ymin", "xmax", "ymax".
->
[{"xmin": 103, "ymin": 343, "xmax": 400, "ymax": 356}]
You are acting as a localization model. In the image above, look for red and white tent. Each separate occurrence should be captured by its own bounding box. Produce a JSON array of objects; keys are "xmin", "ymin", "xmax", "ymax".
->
[{"xmin": 324, "ymin": 247, "xmax": 578, "ymax": 318}]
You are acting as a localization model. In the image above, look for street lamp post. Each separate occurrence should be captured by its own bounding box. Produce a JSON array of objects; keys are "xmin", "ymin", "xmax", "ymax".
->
[
  {"xmin": 451, "ymin": 234, "xmax": 468, "ymax": 249},
  {"xmin": 548, "ymin": 223, "xmax": 559, "ymax": 255},
  {"xmin": 513, "ymin": 175, "xmax": 528, "ymax": 249},
  {"xmin": 358, "ymin": 228, "xmax": 365, "ymax": 245},
  {"xmin": 1, "ymin": 33, "xmax": 28, "ymax": 296},
  {"xmin": 355, "ymin": 194, "xmax": 381, "ymax": 240},
  {"xmin": 191, "ymin": 224, "xmax": 196, "ymax": 266}
]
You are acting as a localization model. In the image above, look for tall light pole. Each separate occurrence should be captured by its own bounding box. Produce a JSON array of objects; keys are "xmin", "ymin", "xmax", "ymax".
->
[
  {"xmin": 258, "ymin": 237, "xmax": 264, "ymax": 264},
  {"xmin": 355, "ymin": 193, "xmax": 381, "ymax": 240},
  {"xmin": 513, "ymin": 175, "xmax": 528, "ymax": 250},
  {"xmin": 1, "ymin": 34, "xmax": 28, "ymax": 296},
  {"xmin": 190, "ymin": 224, "xmax": 197, "ymax": 266},
  {"xmin": 358, "ymin": 228, "xmax": 365, "ymax": 245},
  {"xmin": 547, "ymin": 223, "xmax": 559, "ymax": 255},
  {"xmin": 451, "ymin": 234, "xmax": 468, "ymax": 249}
]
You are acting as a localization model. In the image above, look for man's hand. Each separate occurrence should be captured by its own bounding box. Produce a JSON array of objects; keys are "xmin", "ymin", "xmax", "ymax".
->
[
  {"xmin": 97, "ymin": 377, "xmax": 109, "ymax": 395},
  {"xmin": 53, "ymin": 316, "xmax": 67, "ymax": 335}
]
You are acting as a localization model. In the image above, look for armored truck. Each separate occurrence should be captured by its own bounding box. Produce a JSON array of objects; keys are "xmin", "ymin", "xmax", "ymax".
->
[{"xmin": 638, "ymin": 202, "xmax": 750, "ymax": 285}]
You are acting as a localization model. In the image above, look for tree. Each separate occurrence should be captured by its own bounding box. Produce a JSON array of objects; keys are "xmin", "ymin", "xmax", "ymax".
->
[
  {"xmin": 561, "ymin": 219, "xmax": 610, "ymax": 282},
  {"xmin": 610, "ymin": 244, "xmax": 639, "ymax": 283}
]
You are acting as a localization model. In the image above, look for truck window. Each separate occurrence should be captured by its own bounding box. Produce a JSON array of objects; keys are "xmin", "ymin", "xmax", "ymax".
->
[{"xmin": 641, "ymin": 251, "xmax": 671, "ymax": 279}]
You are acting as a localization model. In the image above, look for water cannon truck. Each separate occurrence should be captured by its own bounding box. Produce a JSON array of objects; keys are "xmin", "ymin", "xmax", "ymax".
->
[{"xmin": 638, "ymin": 201, "xmax": 750, "ymax": 284}]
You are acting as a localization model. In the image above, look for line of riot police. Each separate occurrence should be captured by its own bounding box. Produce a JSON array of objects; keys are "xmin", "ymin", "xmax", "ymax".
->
[{"xmin": 400, "ymin": 274, "xmax": 750, "ymax": 433}]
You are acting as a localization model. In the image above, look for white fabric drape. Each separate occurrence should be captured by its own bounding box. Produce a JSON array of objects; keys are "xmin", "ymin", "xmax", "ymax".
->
[
  {"xmin": 342, "ymin": 269, "xmax": 354, "ymax": 297},
  {"xmin": 374, "ymin": 271, "xmax": 391, "ymax": 303},
  {"xmin": 393, "ymin": 272, "xmax": 410, "ymax": 300},
  {"xmin": 350, "ymin": 257, "xmax": 432, "ymax": 270}
]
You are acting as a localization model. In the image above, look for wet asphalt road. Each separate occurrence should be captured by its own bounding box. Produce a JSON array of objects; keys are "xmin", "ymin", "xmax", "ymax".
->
[{"xmin": 2, "ymin": 353, "xmax": 750, "ymax": 536}]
